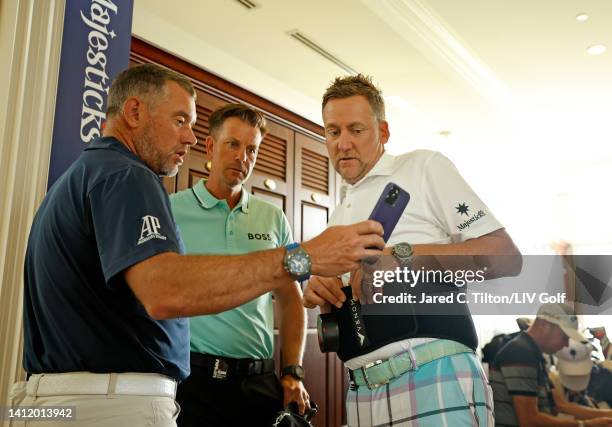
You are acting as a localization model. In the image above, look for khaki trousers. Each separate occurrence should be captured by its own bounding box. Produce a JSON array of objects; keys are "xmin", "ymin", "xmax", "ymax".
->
[{"xmin": 8, "ymin": 379, "xmax": 180, "ymax": 427}]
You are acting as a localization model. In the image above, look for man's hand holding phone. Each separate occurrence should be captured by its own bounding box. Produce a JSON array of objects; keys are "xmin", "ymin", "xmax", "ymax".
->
[{"xmin": 303, "ymin": 182, "xmax": 410, "ymax": 310}]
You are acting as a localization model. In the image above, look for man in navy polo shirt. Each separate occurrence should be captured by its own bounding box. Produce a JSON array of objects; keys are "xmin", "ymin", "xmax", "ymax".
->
[{"xmin": 12, "ymin": 64, "xmax": 385, "ymax": 427}]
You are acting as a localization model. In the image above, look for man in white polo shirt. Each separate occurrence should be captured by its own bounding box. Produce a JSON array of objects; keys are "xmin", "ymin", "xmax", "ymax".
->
[{"xmin": 303, "ymin": 74, "xmax": 522, "ymax": 426}]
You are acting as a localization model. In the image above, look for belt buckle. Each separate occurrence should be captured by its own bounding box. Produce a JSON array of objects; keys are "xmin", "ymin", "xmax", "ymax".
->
[
  {"xmin": 212, "ymin": 358, "xmax": 229, "ymax": 379},
  {"xmin": 361, "ymin": 359, "xmax": 388, "ymax": 390},
  {"xmin": 247, "ymin": 360, "xmax": 262, "ymax": 376}
]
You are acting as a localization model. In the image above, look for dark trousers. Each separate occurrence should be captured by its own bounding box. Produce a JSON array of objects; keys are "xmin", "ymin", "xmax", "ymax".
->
[{"xmin": 176, "ymin": 362, "xmax": 283, "ymax": 427}]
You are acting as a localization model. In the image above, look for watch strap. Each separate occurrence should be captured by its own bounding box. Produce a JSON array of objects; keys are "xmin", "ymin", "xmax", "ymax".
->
[{"xmin": 281, "ymin": 365, "xmax": 305, "ymax": 381}]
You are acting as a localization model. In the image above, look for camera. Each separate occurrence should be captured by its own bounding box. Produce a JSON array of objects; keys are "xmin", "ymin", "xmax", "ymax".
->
[
  {"xmin": 384, "ymin": 184, "xmax": 401, "ymax": 206},
  {"xmin": 317, "ymin": 287, "xmax": 369, "ymax": 353},
  {"xmin": 317, "ymin": 312, "xmax": 340, "ymax": 353}
]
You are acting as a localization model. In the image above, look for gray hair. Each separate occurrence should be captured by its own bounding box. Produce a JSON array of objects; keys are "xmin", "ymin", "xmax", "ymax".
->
[{"xmin": 106, "ymin": 63, "xmax": 195, "ymax": 117}]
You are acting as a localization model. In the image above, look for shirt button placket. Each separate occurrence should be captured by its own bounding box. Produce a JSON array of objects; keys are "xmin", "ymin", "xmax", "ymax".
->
[{"xmin": 227, "ymin": 213, "xmax": 235, "ymax": 251}]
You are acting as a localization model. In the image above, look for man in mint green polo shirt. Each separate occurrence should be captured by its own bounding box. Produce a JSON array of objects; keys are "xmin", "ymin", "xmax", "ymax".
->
[{"xmin": 171, "ymin": 104, "xmax": 309, "ymax": 427}]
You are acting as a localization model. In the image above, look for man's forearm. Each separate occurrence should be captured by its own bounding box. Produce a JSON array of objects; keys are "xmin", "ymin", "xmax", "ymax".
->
[
  {"xmin": 130, "ymin": 249, "xmax": 292, "ymax": 319},
  {"xmin": 557, "ymin": 401, "xmax": 612, "ymax": 420},
  {"xmin": 277, "ymin": 286, "xmax": 307, "ymax": 367},
  {"xmin": 412, "ymin": 228, "xmax": 522, "ymax": 278},
  {"xmin": 127, "ymin": 220, "xmax": 387, "ymax": 319},
  {"xmin": 529, "ymin": 412, "xmax": 585, "ymax": 427}
]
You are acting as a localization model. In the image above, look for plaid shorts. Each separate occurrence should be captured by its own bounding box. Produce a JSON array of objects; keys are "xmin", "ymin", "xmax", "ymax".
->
[{"xmin": 346, "ymin": 351, "xmax": 494, "ymax": 427}]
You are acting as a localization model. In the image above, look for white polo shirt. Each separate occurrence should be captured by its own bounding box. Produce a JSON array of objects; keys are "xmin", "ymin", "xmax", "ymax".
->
[{"xmin": 328, "ymin": 149, "xmax": 503, "ymax": 369}]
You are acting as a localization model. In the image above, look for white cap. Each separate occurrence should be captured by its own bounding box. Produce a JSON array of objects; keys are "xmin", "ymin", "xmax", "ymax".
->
[
  {"xmin": 556, "ymin": 339, "xmax": 593, "ymax": 391},
  {"xmin": 536, "ymin": 303, "xmax": 587, "ymax": 343}
]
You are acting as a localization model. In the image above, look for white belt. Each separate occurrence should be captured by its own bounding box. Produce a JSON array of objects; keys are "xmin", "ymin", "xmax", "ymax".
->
[{"xmin": 26, "ymin": 372, "xmax": 177, "ymax": 398}]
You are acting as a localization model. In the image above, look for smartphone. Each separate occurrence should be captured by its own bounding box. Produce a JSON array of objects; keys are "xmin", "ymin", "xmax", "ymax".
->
[{"xmin": 368, "ymin": 182, "xmax": 410, "ymax": 242}]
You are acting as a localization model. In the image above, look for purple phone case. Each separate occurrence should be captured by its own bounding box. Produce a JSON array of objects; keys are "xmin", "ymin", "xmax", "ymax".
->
[{"xmin": 368, "ymin": 182, "xmax": 410, "ymax": 242}]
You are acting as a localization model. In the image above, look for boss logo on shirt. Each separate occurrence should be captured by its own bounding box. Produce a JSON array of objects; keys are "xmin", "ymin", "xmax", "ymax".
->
[{"xmin": 248, "ymin": 233, "xmax": 271, "ymax": 241}]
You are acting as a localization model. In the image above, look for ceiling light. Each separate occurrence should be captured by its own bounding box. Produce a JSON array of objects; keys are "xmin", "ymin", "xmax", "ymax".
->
[
  {"xmin": 587, "ymin": 45, "xmax": 607, "ymax": 55},
  {"xmin": 575, "ymin": 13, "xmax": 589, "ymax": 22},
  {"xmin": 439, "ymin": 130, "xmax": 452, "ymax": 137},
  {"xmin": 235, "ymin": 0, "xmax": 259, "ymax": 9},
  {"xmin": 287, "ymin": 31, "xmax": 357, "ymax": 75}
]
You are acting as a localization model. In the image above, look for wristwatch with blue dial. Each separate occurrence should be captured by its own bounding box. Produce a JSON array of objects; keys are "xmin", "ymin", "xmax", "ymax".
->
[{"xmin": 283, "ymin": 243, "xmax": 312, "ymax": 282}]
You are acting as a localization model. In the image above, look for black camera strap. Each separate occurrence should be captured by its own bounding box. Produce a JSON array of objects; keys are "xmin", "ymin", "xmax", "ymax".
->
[
  {"xmin": 326, "ymin": 283, "xmax": 478, "ymax": 361},
  {"xmin": 347, "ymin": 297, "xmax": 370, "ymax": 348}
]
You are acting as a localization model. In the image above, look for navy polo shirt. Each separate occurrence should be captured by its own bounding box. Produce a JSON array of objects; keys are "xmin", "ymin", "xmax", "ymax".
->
[{"xmin": 23, "ymin": 137, "xmax": 189, "ymax": 381}]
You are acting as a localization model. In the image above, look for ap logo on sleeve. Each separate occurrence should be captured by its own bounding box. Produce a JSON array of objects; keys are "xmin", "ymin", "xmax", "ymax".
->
[{"xmin": 138, "ymin": 215, "xmax": 167, "ymax": 245}]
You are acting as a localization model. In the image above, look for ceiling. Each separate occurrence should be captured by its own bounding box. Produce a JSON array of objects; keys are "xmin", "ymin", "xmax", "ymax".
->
[{"xmin": 132, "ymin": 0, "xmax": 612, "ymax": 251}]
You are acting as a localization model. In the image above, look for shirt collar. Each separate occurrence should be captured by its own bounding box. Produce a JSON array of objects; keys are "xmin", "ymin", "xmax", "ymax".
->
[
  {"xmin": 340, "ymin": 151, "xmax": 395, "ymax": 197},
  {"xmin": 192, "ymin": 179, "xmax": 249, "ymax": 213},
  {"xmin": 85, "ymin": 136, "xmax": 133, "ymax": 155},
  {"xmin": 85, "ymin": 136, "xmax": 152, "ymax": 169}
]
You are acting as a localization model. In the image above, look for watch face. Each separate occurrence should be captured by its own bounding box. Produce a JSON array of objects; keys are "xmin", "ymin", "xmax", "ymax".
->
[
  {"xmin": 284, "ymin": 245, "xmax": 311, "ymax": 280},
  {"xmin": 394, "ymin": 243, "xmax": 413, "ymax": 258},
  {"xmin": 288, "ymin": 255, "xmax": 309, "ymax": 274}
]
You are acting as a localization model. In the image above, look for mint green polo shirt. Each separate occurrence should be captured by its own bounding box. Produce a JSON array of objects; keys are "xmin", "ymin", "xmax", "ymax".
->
[{"xmin": 170, "ymin": 179, "xmax": 292, "ymax": 359}]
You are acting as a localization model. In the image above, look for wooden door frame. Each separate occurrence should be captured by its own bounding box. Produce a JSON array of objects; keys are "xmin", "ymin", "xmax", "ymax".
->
[{"xmin": 131, "ymin": 37, "xmax": 324, "ymax": 140}]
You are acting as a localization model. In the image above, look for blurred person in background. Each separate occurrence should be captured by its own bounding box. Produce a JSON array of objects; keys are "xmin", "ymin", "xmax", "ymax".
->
[{"xmin": 490, "ymin": 303, "xmax": 612, "ymax": 427}]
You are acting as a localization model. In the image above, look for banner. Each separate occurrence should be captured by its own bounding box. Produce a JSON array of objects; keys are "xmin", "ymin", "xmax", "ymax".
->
[{"xmin": 47, "ymin": 0, "xmax": 134, "ymax": 188}]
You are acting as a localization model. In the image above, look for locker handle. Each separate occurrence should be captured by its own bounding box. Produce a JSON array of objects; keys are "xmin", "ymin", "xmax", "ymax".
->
[{"xmin": 264, "ymin": 178, "xmax": 277, "ymax": 190}]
